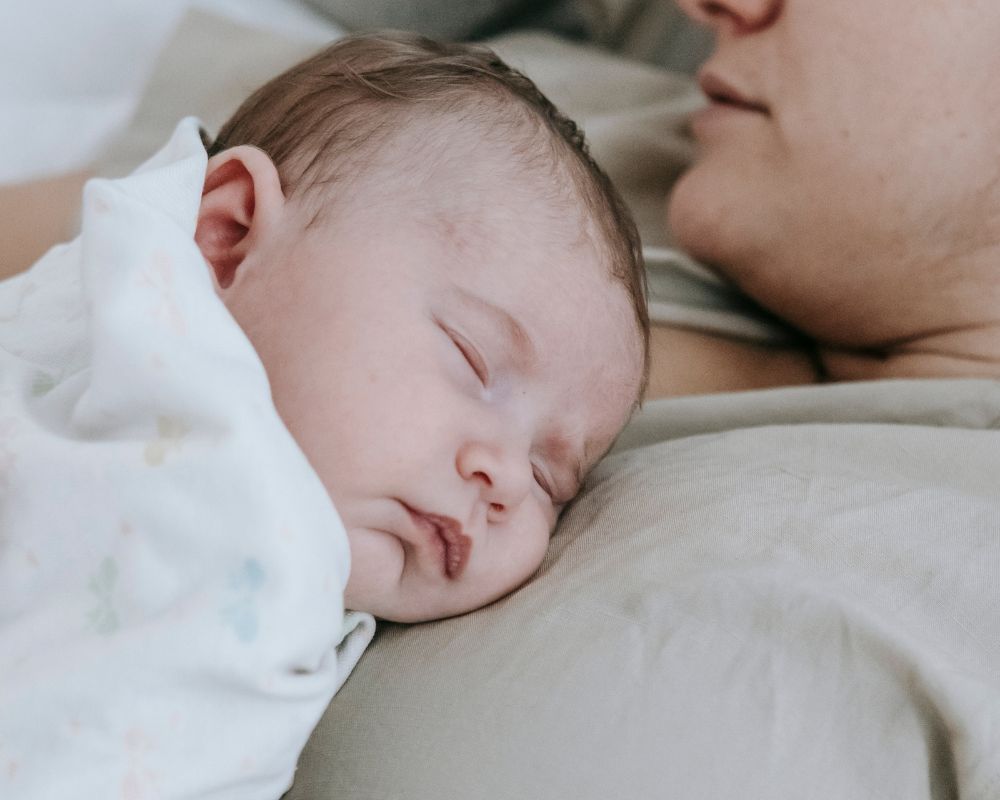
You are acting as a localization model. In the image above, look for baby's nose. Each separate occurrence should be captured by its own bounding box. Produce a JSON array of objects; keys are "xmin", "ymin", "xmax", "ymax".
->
[{"xmin": 455, "ymin": 439, "xmax": 532, "ymax": 515}]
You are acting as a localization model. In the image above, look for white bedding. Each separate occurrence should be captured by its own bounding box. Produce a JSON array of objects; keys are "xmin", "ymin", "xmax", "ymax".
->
[
  {"xmin": 0, "ymin": 118, "xmax": 373, "ymax": 799},
  {"xmin": 1, "ymin": 0, "xmax": 342, "ymax": 184}
]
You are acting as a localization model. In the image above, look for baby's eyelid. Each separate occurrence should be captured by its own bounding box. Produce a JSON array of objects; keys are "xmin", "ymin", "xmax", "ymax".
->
[
  {"xmin": 531, "ymin": 463, "xmax": 555, "ymax": 501},
  {"xmin": 448, "ymin": 328, "xmax": 488, "ymax": 385}
]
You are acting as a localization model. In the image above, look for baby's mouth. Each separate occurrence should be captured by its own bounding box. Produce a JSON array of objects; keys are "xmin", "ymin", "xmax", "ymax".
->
[{"xmin": 404, "ymin": 505, "xmax": 472, "ymax": 580}]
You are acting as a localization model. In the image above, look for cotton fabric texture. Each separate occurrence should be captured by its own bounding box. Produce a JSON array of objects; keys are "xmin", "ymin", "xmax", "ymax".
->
[
  {"xmin": 297, "ymin": 380, "xmax": 1000, "ymax": 799},
  {"xmin": 0, "ymin": 118, "xmax": 374, "ymax": 800}
]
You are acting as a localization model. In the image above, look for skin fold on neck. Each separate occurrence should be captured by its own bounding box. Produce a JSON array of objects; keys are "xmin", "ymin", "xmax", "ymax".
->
[{"xmin": 820, "ymin": 324, "xmax": 1000, "ymax": 383}]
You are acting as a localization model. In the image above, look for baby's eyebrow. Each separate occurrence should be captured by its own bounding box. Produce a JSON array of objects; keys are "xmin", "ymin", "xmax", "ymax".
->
[{"xmin": 451, "ymin": 286, "xmax": 537, "ymax": 370}]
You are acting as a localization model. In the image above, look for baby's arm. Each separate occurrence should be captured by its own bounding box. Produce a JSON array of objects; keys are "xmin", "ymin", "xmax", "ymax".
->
[{"xmin": 0, "ymin": 169, "xmax": 89, "ymax": 280}]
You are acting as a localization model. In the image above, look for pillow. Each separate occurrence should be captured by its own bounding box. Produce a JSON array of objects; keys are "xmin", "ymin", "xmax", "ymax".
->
[
  {"xmin": 298, "ymin": 0, "xmax": 713, "ymax": 74},
  {"xmin": 289, "ymin": 378, "xmax": 1000, "ymax": 799},
  {"xmin": 298, "ymin": 0, "xmax": 586, "ymax": 41}
]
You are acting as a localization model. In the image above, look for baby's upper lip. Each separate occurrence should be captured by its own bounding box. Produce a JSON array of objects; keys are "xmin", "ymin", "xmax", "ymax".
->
[
  {"xmin": 698, "ymin": 70, "xmax": 769, "ymax": 114},
  {"xmin": 403, "ymin": 504, "xmax": 472, "ymax": 580}
]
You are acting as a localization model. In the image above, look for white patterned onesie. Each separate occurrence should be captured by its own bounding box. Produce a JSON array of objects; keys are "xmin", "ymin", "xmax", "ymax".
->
[{"xmin": 0, "ymin": 118, "xmax": 375, "ymax": 799}]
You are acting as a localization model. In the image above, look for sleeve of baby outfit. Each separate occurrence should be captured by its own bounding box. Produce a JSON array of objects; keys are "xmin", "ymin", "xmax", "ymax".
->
[{"xmin": 0, "ymin": 118, "xmax": 374, "ymax": 800}]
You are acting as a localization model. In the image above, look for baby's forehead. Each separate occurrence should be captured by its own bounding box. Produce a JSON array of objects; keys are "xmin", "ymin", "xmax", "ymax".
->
[
  {"xmin": 302, "ymin": 138, "xmax": 600, "ymax": 276},
  {"xmin": 368, "ymin": 111, "xmax": 590, "ymax": 224},
  {"xmin": 424, "ymin": 190, "xmax": 589, "ymax": 262},
  {"xmin": 425, "ymin": 162, "xmax": 602, "ymax": 263},
  {"xmin": 293, "ymin": 101, "xmax": 603, "ymax": 255}
]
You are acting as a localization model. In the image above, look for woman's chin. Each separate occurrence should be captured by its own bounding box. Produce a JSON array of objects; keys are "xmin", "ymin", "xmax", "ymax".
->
[
  {"xmin": 666, "ymin": 165, "xmax": 795, "ymax": 298},
  {"xmin": 666, "ymin": 170, "xmax": 738, "ymax": 270}
]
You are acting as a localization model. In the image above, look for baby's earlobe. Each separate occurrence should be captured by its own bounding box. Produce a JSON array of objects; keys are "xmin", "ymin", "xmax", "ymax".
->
[
  {"xmin": 195, "ymin": 179, "xmax": 253, "ymax": 291},
  {"xmin": 195, "ymin": 212, "xmax": 247, "ymax": 290}
]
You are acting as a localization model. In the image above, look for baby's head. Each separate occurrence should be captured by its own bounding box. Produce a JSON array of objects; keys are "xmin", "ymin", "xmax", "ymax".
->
[{"xmin": 194, "ymin": 33, "xmax": 648, "ymax": 622}]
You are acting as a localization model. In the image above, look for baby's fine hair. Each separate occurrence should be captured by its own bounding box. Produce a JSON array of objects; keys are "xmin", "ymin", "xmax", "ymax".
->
[{"xmin": 206, "ymin": 31, "xmax": 649, "ymax": 384}]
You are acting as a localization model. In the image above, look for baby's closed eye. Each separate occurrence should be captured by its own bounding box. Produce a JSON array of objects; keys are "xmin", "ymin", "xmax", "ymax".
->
[
  {"xmin": 438, "ymin": 320, "xmax": 489, "ymax": 386},
  {"xmin": 531, "ymin": 462, "xmax": 554, "ymax": 500},
  {"xmin": 449, "ymin": 328, "xmax": 488, "ymax": 385}
]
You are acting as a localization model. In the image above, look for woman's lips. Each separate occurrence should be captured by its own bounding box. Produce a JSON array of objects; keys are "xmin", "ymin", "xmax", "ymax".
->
[
  {"xmin": 688, "ymin": 71, "xmax": 770, "ymax": 141},
  {"xmin": 697, "ymin": 71, "xmax": 769, "ymax": 114},
  {"xmin": 404, "ymin": 505, "xmax": 472, "ymax": 580}
]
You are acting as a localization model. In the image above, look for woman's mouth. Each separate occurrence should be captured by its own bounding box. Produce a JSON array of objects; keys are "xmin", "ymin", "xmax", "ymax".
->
[
  {"xmin": 698, "ymin": 71, "xmax": 769, "ymax": 114},
  {"xmin": 689, "ymin": 71, "xmax": 770, "ymax": 141}
]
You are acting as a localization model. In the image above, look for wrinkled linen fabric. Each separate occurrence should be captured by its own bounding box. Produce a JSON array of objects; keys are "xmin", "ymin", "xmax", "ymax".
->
[
  {"xmin": 296, "ymin": 380, "xmax": 1000, "ymax": 800},
  {"xmin": 0, "ymin": 118, "xmax": 374, "ymax": 800}
]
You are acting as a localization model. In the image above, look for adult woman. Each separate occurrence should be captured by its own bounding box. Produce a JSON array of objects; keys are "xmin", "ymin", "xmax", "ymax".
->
[{"xmin": 660, "ymin": 0, "xmax": 1000, "ymax": 388}]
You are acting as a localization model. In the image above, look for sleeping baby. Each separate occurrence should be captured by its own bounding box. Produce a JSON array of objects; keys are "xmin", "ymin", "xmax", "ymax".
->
[{"xmin": 0, "ymin": 32, "xmax": 647, "ymax": 799}]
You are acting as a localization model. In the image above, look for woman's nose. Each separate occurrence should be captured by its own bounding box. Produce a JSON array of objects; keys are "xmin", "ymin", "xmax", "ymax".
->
[
  {"xmin": 675, "ymin": 0, "xmax": 782, "ymax": 35},
  {"xmin": 456, "ymin": 439, "xmax": 532, "ymax": 518}
]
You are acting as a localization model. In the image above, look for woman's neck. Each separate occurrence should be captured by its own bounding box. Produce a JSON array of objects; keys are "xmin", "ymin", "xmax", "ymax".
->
[{"xmin": 820, "ymin": 323, "xmax": 1000, "ymax": 382}]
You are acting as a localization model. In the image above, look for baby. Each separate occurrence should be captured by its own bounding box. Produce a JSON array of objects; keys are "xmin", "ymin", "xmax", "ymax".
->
[
  {"xmin": 0, "ymin": 32, "xmax": 646, "ymax": 799},
  {"xmin": 197, "ymin": 32, "xmax": 649, "ymax": 623}
]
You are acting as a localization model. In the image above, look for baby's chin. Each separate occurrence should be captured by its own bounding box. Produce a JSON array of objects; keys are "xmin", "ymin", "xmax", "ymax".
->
[
  {"xmin": 342, "ymin": 526, "xmax": 405, "ymax": 612},
  {"xmin": 340, "ymin": 528, "xmax": 468, "ymax": 623},
  {"xmin": 346, "ymin": 589, "xmax": 477, "ymax": 625}
]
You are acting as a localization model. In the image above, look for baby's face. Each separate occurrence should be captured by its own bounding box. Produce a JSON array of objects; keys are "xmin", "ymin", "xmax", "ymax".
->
[{"xmin": 225, "ymin": 176, "xmax": 643, "ymax": 622}]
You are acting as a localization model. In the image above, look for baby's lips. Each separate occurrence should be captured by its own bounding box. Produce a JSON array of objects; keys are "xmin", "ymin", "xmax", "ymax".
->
[
  {"xmin": 431, "ymin": 514, "xmax": 472, "ymax": 580},
  {"xmin": 404, "ymin": 504, "xmax": 472, "ymax": 580}
]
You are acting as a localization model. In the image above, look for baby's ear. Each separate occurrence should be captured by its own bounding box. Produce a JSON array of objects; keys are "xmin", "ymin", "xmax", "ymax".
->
[{"xmin": 195, "ymin": 145, "xmax": 285, "ymax": 292}]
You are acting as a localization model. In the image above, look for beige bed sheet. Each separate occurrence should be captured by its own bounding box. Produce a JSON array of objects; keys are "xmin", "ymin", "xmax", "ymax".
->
[{"xmin": 294, "ymin": 377, "xmax": 1000, "ymax": 800}]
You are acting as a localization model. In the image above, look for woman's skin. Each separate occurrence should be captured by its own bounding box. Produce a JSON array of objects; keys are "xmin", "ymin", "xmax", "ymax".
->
[
  {"xmin": 645, "ymin": 325, "xmax": 817, "ymax": 396},
  {"xmin": 670, "ymin": 0, "xmax": 1000, "ymax": 383},
  {"xmin": 1, "ymin": 170, "xmax": 90, "ymax": 283}
]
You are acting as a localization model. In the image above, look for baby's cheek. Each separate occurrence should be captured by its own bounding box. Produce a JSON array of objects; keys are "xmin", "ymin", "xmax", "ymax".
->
[
  {"xmin": 525, "ymin": 505, "xmax": 556, "ymax": 567},
  {"xmin": 543, "ymin": 492, "xmax": 563, "ymax": 532},
  {"xmin": 343, "ymin": 528, "xmax": 404, "ymax": 605}
]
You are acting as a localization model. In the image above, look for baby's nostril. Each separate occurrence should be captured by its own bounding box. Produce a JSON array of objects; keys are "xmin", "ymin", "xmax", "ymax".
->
[{"xmin": 474, "ymin": 470, "xmax": 493, "ymax": 487}]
